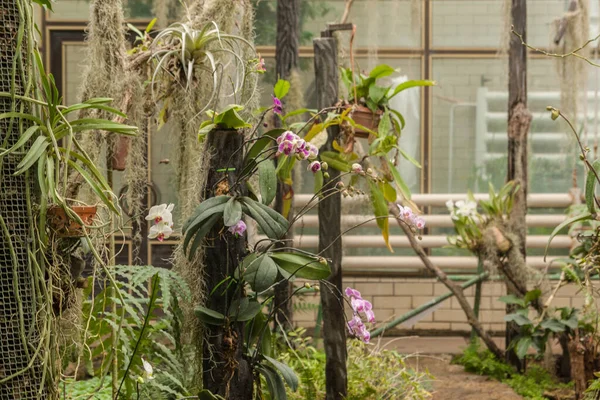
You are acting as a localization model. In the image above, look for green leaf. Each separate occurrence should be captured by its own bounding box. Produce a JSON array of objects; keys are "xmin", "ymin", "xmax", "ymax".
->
[
  {"xmin": 212, "ymin": 105, "xmax": 251, "ymax": 129},
  {"xmin": 389, "ymin": 79, "xmax": 436, "ymax": 99},
  {"xmin": 244, "ymin": 254, "xmax": 278, "ymax": 293},
  {"xmin": 187, "ymin": 213, "xmax": 221, "ymax": 259},
  {"xmin": 223, "ymin": 197, "xmax": 242, "ymax": 227},
  {"xmin": 320, "ymin": 151, "xmax": 351, "ymax": 172},
  {"xmin": 369, "ymin": 64, "xmax": 395, "ymax": 79},
  {"xmin": 369, "ymin": 180, "xmax": 392, "ymax": 252},
  {"xmin": 264, "ymin": 356, "xmax": 299, "ymax": 391},
  {"xmin": 198, "ymin": 122, "xmax": 216, "ymax": 138},
  {"xmin": 242, "ymin": 129, "xmax": 285, "ymax": 177},
  {"xmin": 15, "ymin": 135, "xmax": 49, "ymax": 175},
  {"xmin": 194, "ymin": 306, "xmax": 225, "ymax": 326},
  {"xmin": 545, "ymin": 212, "xmax": 592, "ymax": 259},
  {"xmin": 241, "ymin": 197, "xmax": 289, "ymax": 239},
  {"xmin": 515, "ymin": 337, "xmax": 532, "ymax": 359},
  {"xmin": 314, "ymin": 170, "xmax": 323, "ymax": 196},
  {"xmin": 199, "ymin": 389, "xmax": 226, "ymax": 400},
  {"xmin": 540, "ymin": 319, "xmax": 566, "ymax": 333},
  {"xmin": 282, "ymin": 108, "xmax": 316, "ymax": 121},
  {"xmin": 258, "ymin": 159, "xmax": 277, "ymax": 206},
  {"xmin": 585, "ymin": 159, "xmax": 600, "ymax": 213},
  {"xmin": 274, "ymin": 79, "xmax": 291, "ymax": 99},
  {"xmin": 67, "ymin": 160, "xmax": 118, "ymax": 213},
  {"xmin": 504, "ymin": 313, "xmax": 531, "ymax": 326},
  {"xmin": 145, "ymin": 18, "xmax": 158, "ymax": 33},
  {"xmin": 32, "ymin": 0, "xmax": 53, "ymax": 11},
  {"xmin": 498, "ymin": 295, "xmax": 526, "ymax": 307},
  {"xmin": 398, "ymin": 148, "xmax": 422, "ymax": 168},
  {"xmin": 368, "ymin": 85, "xmax": 389, "ymax": 106},
  {"xmin": 382, "ymin": 182, "xmax": 397, "ymax": 203},
  {"xmin": 257, "ymin": 364, "xmax": 287, "ymax": 400},
  {"xmin": 387, "ymin": 160, "xmax": 411, "ymax": 200},
  {"xmin": 270, "ymin": 252, "xmax": 330, "ymax": 280},
  {"xmin": 182, "ymin": 196, "xmax": 229, "ymax": 248},
  {"xmin": 0, "ymin": 125, "xmax": 39, "ymax": 156},
  {"xmin": 524, "ymin": 289, "xmax": 542, "ymax": 305},
  {"xmin": 245, "ymin": 312, "xmax": 273, "ymax": 357},
  {"xmin": 236, "ymin": 300, "xmax": 263, "ymax": 322}
]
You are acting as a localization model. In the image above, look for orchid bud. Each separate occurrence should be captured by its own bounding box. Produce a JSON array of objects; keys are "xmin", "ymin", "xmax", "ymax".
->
[
  {"xmin": 321, "ymin": 162, "xmax": 329, "ymax": 171},
  {"xmin": 323, "ymin": 172, "xmax": 330, "ymax": 179}
]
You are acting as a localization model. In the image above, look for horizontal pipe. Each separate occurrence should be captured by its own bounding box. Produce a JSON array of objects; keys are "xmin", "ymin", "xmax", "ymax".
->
[
  {"xmin": 257, "ymin": 234, "xmax": 572, "ymax": 249},
  {"xmin": 341, "ymin": 256, "xmax": 555, "ymax": 271},
  {"xmin": 294, "ymin": 193, "xmax": 575, "ymax": 208},
  {"xmin": 370, "ymin": 272, "xmax": 490, "ymax": 338},
  {"xmin": 295, "ymin": 214, "xmax": 566, "ymax": 229}
]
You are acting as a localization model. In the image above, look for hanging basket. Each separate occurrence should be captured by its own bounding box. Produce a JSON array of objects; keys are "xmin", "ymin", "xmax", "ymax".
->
[
  {"xmin": 47, "ymin": 205, "xmax": 97, "ymax": 237},
  {"xmin": 345, "ymin": 104, "xmax": 382, "ymax": 139}
]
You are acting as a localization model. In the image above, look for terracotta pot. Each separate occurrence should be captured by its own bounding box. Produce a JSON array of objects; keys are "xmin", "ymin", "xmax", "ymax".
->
[
  {"xmin": 111, "ymin": 136, "xmax": 130, "ymax": 171},
  {"xmin": 345, "ymin": 104, "xmax": 382, "ymax": 138},
  {"xmin": 47, "ymin": 205, "xmax": 97, "ymax": 237}
]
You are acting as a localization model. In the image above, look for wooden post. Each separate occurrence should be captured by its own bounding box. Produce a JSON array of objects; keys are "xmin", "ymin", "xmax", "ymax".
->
[
  {"xmin": 201, "ymin": 129, "xmax": 253, "ymax": 400},
  {"xmin": 273, "ymin": 0, "xmax": 300, "ymax": 331},
  {"xmin": 314, "ymin": 35, "xmax": 348, "ymax": 400},
  {"xmin": 506, "ymin": 0, "xmax": 532, "ymax": 371}
]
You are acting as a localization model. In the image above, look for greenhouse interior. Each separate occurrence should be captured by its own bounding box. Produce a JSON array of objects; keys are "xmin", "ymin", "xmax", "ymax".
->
[{"xmin": 2, "ymin": 0, "xmax": 600, "ymax": 398}]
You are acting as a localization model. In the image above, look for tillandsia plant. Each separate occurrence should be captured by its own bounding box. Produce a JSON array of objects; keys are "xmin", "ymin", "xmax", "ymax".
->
[{"xmin": 146, "ymin": 21, "xmax": 260, "ymax": 121}]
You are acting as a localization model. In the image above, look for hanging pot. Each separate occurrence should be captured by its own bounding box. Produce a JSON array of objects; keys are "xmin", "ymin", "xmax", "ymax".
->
[
  {"xmin": 345, "ymin": 104, "xmax": 382, "ymax": 139},
  {"xmin": 47, "ymin": 205, "xmax": 97, "ymax": 237},
  {"xmin": 111, "ymin": 136, "xmax": 130, "ymax": 171}
]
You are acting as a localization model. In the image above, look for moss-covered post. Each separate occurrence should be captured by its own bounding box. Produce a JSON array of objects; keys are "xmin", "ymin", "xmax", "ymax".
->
[
  {"xmin": 506, "ymin": 0, "xmax": 532, "ymax": 371},
  {"xmin": 273, "ymin": 0, "xmax": 300, "ymax": 331},
  {"xmin": 314, "ymin": 32, "xmax": 347, "ymax": 400},
  {"xmin": 201, "ymin": 129, "xmax": 253, "ymax": 400}
]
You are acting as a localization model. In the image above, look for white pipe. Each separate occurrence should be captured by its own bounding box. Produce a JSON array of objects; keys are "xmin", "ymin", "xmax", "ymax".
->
[{"xmin": 341, "ymin": 256, "xmax": 553, "ymax": 271}]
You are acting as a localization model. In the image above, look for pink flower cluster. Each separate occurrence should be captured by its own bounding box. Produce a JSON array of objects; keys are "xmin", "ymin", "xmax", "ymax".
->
[
  {"xmin": 228, "ymin": 220, "xmax": 246, "ymax": 237},
  {"xmin": 276, "ymin": 131, "xmax": 319, "ymax": 161},
  {"xmin": 397, "ymin": 204, "xmax": 426, "ymax": 230},
  {"xmin": 345, "ymin": 287, "xmax": 375, "ymax": 343},
  {"xmin": 272, "ymin": 96, "xmax": 283, "ymax": 115}
]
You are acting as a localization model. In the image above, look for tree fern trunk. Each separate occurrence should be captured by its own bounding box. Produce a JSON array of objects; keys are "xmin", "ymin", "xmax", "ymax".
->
[{"xmin": 201, "ymin": 129, "xmax": 253, "ymax": 399}]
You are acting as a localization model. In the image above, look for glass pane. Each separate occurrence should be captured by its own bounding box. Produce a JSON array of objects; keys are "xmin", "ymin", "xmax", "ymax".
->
[
  {"xmin": 430, "ymin": 57, "xmax": 585, "ymax": 195},
  {"xmin": 47, "ymin": 0, "xmax": 177, "ymax": 21},
  {"xmin": 432, "ymin": 0, "xmax": 576, "ymax": 48},
  {"xmin": 256, "ymin": 0, "xmax": 421, "ymax": 47}
]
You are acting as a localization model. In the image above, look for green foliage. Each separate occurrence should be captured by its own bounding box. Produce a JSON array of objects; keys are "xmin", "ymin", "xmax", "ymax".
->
[
  {"xmin": 453, "ymin": 344, "xmax": 571, "ymax": 400},
  {"xmin": 278, "ymin": 330, "xmax": 432, "ymax": 399},
  {"xmin": 81, "ymin": 265, "xmax": 192, "ymax": 399},
  {"xmin": 198, "ymin": 105, "xmax": 253, "ymax": 139},
  {"xmin": 61, "ymin": 377, "xmax": 111, "ymax": 399}
]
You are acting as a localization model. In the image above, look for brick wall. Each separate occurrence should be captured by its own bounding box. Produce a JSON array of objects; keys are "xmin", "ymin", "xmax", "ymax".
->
[{"xmin": 293, "ymin": 277, "xmax": 587, "ymax": 335}]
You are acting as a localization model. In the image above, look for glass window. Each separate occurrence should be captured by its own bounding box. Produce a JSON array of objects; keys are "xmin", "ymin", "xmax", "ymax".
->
[{"xmin": 430, "ymin": 57, "xmax": 584, "ymax": 194}]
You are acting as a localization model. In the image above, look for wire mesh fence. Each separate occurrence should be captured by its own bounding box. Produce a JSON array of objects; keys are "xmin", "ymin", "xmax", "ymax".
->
[{"xmin": 0, "ymin": 0, "xmax": 46, "ymax": 398}]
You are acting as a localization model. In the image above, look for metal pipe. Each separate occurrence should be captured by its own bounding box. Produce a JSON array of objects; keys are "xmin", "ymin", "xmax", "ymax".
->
[{"xmin": 370, "ymin": 272, "xmax": 490, "ymax": 338}]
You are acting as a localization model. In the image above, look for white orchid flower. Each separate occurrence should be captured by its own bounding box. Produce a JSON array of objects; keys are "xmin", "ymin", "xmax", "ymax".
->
[
  {"xmin": 145, "ymin": 203, "xmax": 174, "ymax": 225},
  {"xmin": 141, "ymin": 357, "xmax": 154, "ymax": 381},
  {"xmin": 148, "ymin": 223, "xmax": 173, "ymax": 242}
]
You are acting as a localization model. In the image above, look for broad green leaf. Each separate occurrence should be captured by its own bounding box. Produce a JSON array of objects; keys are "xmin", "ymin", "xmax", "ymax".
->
[
  {"xmin": 212, "ymin": 105, "xmax": 251, "ymax": 129},
  {"xmin": 236, "ymin": 300, "xmax": 263, "ymax": 322},
  {"xmin": 369, "ymin": 64, "xmax": 395, "ymax": 79},
  {"xmin": 145, "ymin": 18, "xmax": 158, "ymax": 33},
  {"xmin": 274, "ymin": 79, "xmax": 291, "ymax": 99},
  {"xmin": 223, "ymin": 197, "xmax": 242, "ymax": 227},
  {"xmin": 369, "ymin": 180, "xmax": 392, "ymax": 252},
  {"xmin": 244, "ymin": 254, "xmax": 278, "ymax": 293},
  {"xmin": 382, "ymin": 182, "xmax": 397, "ymax": 203},
  {"xmin": 504, "ymin": 313, "xmax": 531, "ymax": 326},
  {"xmin": 198, "ymin": 122, "xmax": 216, "ymax": 138},
  {"xmin": 524, "ymin": 289, "xmax": 542, "ymax": 305},
  {"xmin": 540, "ymin": 319, "xmax": 566, "ymax": 333},
  {"xmin": 187, "ymin": 213, "xmax": 221, "ymax": 259},
  {"xmin": 545, "ymin": 212, "xmax": 592, "ymax": 259},
  {"xmin": 257, "ymin": 364, "xmax": 287, "ymax": 400},
  {"xmin": 0, "ymin": 125, "xmax": 39, "ymax": 156},
  {"xmin": 242, "ymin": 129, "xmax": 285, "ymax": 177},
  {"xmin": 320, "ymin": 151, "xmax": 351, "ymax": 172},
  {"xmin": 264, "ymin": 355, "xmax": 299, "ymax": 391},
  {"xmin": 32, "ymin": 0, "xmax": 53, "ymax": 11},
  {"xmin": 282, "ymin": 108, "xmax": 316, "ymax": 121},
  {"xmin": 389, "ymin": 108, "xmax": 406, "ymax": 130},
  {"xmin": 368, "ymin": 85, "xmax": 389, "ymax": 106},
  {"xmin": 245, "ymin": 312, "xmax": 273, "ymax": 357},
  {"xmin": 387, "ymin": 160, "xmax": 411, "ymax": 200},
  {"xmin": 515, "ymin": 337, "xmax": 532, "ymax": 359},
  {"xmin": 389, "ymin": 79, "xmax": 436, "ymax": 99},
  {"xmin": 270, "ymin": 252, "xmax": 330, "ymax": 280},
  {"xmin": 183, "ymin": 200, "xmax": 227, "ymax": 254},
  {"xmin": 182, "ymin": 195, "xmax": 229, "ymax": 233},
  {"xmin": 498, "ymin": 295, "xmax": 525, "ymax": 307},
  {"xmin": 241, "ymin": 197, "xmax": 289, "ymax": 239},
  {"xmin": 258, "ymin": 159, "xmax": 277, "ymax": 206},
  {"xmin": 194, "ymin": 305, "xmax": 225, "ymax": 326},
  {"xmin": 199, "ymin": 389, "xmax": 225, "ymax": 400},
  {"xmin": 585, "ymin": 159, "xmax": 600, "ymax": 213}
]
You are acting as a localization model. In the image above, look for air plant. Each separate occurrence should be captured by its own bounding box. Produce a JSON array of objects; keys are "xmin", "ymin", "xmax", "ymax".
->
[{"xmin": 149, "ymin": 21, "xmax": 257, "ymax": 115}]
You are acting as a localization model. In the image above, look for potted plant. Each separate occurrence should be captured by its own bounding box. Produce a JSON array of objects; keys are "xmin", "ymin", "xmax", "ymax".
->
[
  {"xmin": 0, "ymin": 50, "xmax": 137, "ymax": 238},
  {"xmin": 340, "ymin": 64, "xmax": 435, "ymax": 138}
]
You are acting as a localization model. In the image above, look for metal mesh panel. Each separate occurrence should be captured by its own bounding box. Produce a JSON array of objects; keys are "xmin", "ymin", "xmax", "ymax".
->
[{"xmin": 0, "ymin": 0, "xmax": 46, "ymax": 398}]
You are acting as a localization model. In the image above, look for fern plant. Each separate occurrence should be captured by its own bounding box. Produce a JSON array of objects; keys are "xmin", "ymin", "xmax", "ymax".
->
[{"xmin": 79, "ymin": 264, "xmax": 192, "ymax": 399}]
